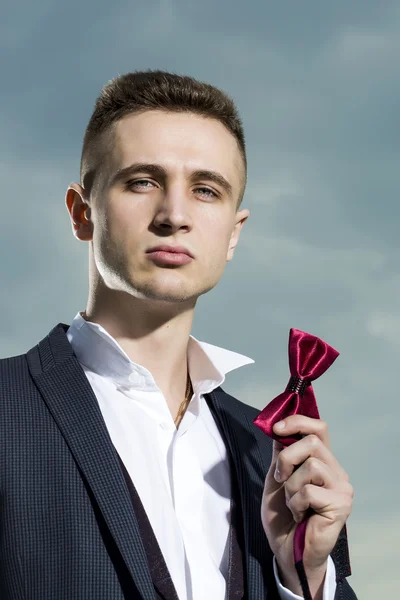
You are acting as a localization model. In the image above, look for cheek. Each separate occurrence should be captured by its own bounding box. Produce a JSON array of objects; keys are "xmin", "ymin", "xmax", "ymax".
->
[
  {"xmin": 102, "ymin": 200, "xmax": 141, "ymax": 242},
  {"xmin": 203, "ymin": 224, "xmax": 233, "ymax": 265},
  {"xmin": 107, "ymin": 198, "xmax": 129, "ymax": 227}
]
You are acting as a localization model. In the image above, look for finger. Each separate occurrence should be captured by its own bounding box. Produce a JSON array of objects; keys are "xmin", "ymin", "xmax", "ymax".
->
[
  {"xmin": 266, "ymin": 440, "xmax": 284, "ymax": 479},
  {"xmin": 287, "ymin": 484, "xmax": 353, "ymax": 525},
  {"xmin": 271, "ymin": 440, "xmax": 285, "ymax": 466},
  {"xmin": 273, "ymin": 416, "xmax": 330, "ymax": 447},
  {"xmin": 264, "ymin": 441, "xmax": 286, "ymax": 497},
  {"xmin": 274, "ymin": 434, "xmax": 347, "ymax": 483},
  {"xmin": 284, "ymin": 457, "xmax": 338, "ymax": 504}
]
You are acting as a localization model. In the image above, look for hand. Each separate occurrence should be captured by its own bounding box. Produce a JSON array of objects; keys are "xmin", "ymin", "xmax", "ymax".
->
[{"xmin": 261, "ymin": 415, "xmax": 354, "ymax": 596}]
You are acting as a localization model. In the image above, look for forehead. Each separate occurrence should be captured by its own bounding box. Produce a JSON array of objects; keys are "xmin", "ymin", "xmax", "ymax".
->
[{"xmin": 107, "ymin": 110, "xmax": 244, "ymax": 188}]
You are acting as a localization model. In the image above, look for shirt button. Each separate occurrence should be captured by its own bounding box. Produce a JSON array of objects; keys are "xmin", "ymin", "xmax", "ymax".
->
[{"xmin": 129, "ymin": 371, "xmax": 146, "ymax": 385}]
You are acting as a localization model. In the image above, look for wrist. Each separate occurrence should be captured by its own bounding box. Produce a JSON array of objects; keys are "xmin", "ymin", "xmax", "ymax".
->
[{"xmin": 276, "ymin": 559, "xmax": 327, "ymax": 599}]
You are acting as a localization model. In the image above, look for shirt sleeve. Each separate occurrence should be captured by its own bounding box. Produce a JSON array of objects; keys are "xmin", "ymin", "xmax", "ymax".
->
[{"xmin": 273, "ymin": 555, "xmax": 337, "ymax": 600}]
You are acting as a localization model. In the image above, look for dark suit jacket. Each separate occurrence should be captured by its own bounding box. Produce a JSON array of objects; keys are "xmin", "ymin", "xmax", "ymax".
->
[{"xmin": 0, "ymin": 323, "xmax": 357, "ymax": 599}]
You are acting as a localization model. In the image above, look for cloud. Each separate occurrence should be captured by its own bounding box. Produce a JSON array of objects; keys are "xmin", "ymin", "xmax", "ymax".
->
[
  {"xmin": 0, "ymin": 157, "xmax": 87, "ymax": 355},
  {"xmin": 2, "ymin": 1, "xmax": 400, "ymax": 596},
  {"xmin": 347, "ymin": 516, "xmax": 400, "ymax": 598},
  {"xmin": 366, "ymin": 312, "xmax": 400, "ymax": 345}
]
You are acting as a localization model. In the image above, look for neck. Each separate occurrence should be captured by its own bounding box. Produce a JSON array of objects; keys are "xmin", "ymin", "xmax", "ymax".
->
[{"xmin": 83, "ymin": 284, "xmax": 197, "ymax": 418}]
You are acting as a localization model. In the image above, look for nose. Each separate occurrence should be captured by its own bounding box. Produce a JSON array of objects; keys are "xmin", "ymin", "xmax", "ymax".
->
[{"xmin": 152, "ymin": 184, "xmax": 192, "ymax": 233}]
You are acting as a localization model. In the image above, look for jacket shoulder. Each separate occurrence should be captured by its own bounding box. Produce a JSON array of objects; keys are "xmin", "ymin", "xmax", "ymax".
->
[
  {"xmin": 214, "ymin": 387, "xmax": 274, "ymax": 471},
  {"xmin": 216, "ymin": 387, "xmax": 261, "ymax": 419},
  {"xmin": 0, "ymin": 353, "xmax": 30, "ymax": 384},
  {"xmin": 232, "ymin": 396, "xmax": 261, "ymax": 421},
  {"xmin": 0, "ymin": 354, "xmax": 33, "ymax": 417}
]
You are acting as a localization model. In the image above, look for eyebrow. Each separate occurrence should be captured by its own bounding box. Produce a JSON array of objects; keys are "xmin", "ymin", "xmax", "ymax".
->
[
  {"xmin": 190, "ymin": 169, "xmax": 233, "ymax": 196},
  {"xmin": 109, "ymin": 163, "xmax": 233, "ymax": 196},
  {"xmin": 110, "ymin": 163, "xmax": 168, "ymax": 186}
]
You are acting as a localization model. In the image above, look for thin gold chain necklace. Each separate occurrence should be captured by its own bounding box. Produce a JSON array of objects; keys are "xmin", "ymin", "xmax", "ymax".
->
[{"xmin": 174, "ymin": 372, "xmax": 192, "ymax": 428}]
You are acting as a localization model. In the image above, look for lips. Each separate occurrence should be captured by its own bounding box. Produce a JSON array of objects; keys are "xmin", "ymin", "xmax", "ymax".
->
[
  {"xmin": 145, "ymin": 244, "xmax": 194, "ymax": 266},
  {"xmin": 146, "ymin": 245, "xmax": 194, "ymax": 258}
]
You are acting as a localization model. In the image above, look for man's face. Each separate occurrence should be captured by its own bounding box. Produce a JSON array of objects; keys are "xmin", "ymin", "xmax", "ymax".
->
[{"xmin": 77, "ymin": 110, "xmax": 249, "ymax": 304}]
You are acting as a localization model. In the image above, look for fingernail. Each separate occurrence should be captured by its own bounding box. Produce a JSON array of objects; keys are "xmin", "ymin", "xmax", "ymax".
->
[
  {"xmin": 274, "ymin": 421, "xmax": 285, "ymax": 432},
  {"xmin": 274, "ymin": 467, "xmax": 282, "ymax": 482}
]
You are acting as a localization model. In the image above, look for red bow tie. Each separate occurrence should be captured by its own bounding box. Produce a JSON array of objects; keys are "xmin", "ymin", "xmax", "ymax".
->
[{"xmin": 254, "ymin": 328, "xmax": 339, "ymax": 600}]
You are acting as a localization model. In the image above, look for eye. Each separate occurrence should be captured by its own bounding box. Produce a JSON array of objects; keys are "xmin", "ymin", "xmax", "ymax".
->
[
  {"xmin": 194, "ymin": 186, "xmax": 218, "ymax": 200},
  {"xmin": 127, "ymin": 179, "xmax": 157, "ymax": 191}
]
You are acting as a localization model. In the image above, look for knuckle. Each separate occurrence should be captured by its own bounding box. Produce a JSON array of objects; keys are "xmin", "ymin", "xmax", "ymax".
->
[
  {"xmin": 302, "ymin": 483, "xmax": 314, "ymax": 500},
  {"xmin": 277, "ymin": 451, "xmax": 288, "ymax": 472},
  {"xmin": 319, "ymin": 419, "xmax": 328, "ymax": 433},
  {"xmin": 287, "ymin": 415, "xmax": 299, "ymax": 426},
  {"xmin": 308, "ymin": 434, "xmax": 320, "ymax": 450},
  {"xmin": 346, "ymin": 496, "xmax": 354, "ymax": 512},
  {"xmin": 341, "ymin": 498, "xmax": 353, "ymax": 518},
  {"xmin": 342, "ymin": 471, "xmax": 350, "ymax": 483},
  {"xmin": 340, "ymin": 480, "xmax": 354, "ymax": 497},
  {"xmin": 284, "ymin": 479, "xmax": 295, "ymax": 497},
  {"xmin": 337, "ymin": 489, "xmax": 354, "ymax": 515},
  {"xmin": 306, "ymin": 456, "xmax": 320, "ymax": 473},
  {"xmin": 348, "ymin": 484, "xmax": 355, "ymax": 499}
]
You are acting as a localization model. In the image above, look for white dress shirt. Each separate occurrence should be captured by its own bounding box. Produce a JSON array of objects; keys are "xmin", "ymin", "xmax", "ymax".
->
[{"xmin": 67, "ymin": 312, "xmax": 336, "ymax": 600}]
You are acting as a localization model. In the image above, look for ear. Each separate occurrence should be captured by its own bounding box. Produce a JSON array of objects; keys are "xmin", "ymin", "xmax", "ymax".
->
[
  {"xmin": 226, "ymin": 208, "xmax": 250, "ymax": 262},
  {"xmin": 65, "ymin": 183, "xmax": 93, "ymax": 241}
]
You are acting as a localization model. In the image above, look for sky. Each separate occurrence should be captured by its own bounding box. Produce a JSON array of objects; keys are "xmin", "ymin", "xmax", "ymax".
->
[{"xmin": 1, "ymin": 1, "xmax": 399, "ymax": 596}]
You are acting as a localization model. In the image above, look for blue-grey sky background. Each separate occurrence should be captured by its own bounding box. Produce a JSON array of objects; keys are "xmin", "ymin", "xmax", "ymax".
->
[{"xmin": 2, "ymin": 1, "xmax": 399, "ymax": 596}]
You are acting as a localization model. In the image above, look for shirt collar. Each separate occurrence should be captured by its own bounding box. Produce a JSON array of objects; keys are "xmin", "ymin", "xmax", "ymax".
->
[{"xmin": 66, "ymin": 312, "xmax": 254, "ymax": 395}]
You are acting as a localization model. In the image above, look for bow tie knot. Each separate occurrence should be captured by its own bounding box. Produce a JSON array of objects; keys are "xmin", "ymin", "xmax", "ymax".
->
[
  {"xmin": 254, "ymin": 327, "xmax": 339, "ymax": 446},
  {"xmin": 286, "ymin": 375, "xmax": 310, "ymax": 396}
]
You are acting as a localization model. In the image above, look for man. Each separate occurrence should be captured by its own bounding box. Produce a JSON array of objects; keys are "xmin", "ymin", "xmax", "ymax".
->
[{"xmin": 0, "ymin": 71, "xmax": 357, "ymax": 599}]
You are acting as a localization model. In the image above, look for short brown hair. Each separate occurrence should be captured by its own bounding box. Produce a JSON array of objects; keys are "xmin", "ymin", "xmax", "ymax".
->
[{"xmin": 80, "ymin": 70, "xmax": 247, "ymax": 205}]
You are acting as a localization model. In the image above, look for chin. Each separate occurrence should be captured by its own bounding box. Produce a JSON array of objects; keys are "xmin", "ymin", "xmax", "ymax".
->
[
  {"xmin": 140, "ymin": 280, "xmax": 218, "ymax": 304},
  {"xmin": 124, "ymin": 269, "xmax": 219, "ymax": 303},
  {"xmin": 127, "ymin": 281, "xmax": 194, "ymax": 303},
  {"xmin": 147, "ymin": 290, "xmax": 198, "ymax": 304}
]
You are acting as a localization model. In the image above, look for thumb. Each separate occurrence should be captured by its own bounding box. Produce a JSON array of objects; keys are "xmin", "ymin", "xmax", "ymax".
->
[
  {"xmin": 265, "ymin": 440, "xmax": 284, "ymax": 490},
  {"xmin": 270, "ymin": 439, "xmax": 284, "ymax": 470}
]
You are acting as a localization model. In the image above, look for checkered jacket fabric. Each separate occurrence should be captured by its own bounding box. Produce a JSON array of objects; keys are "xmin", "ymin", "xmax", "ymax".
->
[{"xmin": 0, "ymin": 323, "xmax": 358, "ymax": 599}]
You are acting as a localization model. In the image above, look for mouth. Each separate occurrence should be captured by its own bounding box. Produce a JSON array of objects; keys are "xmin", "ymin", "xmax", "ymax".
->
[
  {"xmin": 146, "ymin": 245, "xmax": 194, "ymax": 257},
  {"xmin": 145, "ymin": 245, "xmax": 194, "ymax": 266}
]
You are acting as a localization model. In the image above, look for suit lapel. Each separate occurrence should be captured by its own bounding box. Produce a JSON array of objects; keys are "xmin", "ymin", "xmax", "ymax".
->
[
  {"xmin": 206, "ymin": 388, "xmax": 276, "ymax": 600},
  {"xmin": 26, "ymin": 323, "xmax": 156, "ymax": 600},
  {"xmin": 117, "ymin": 454, "xmax": 180, "ymax": 600}
]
